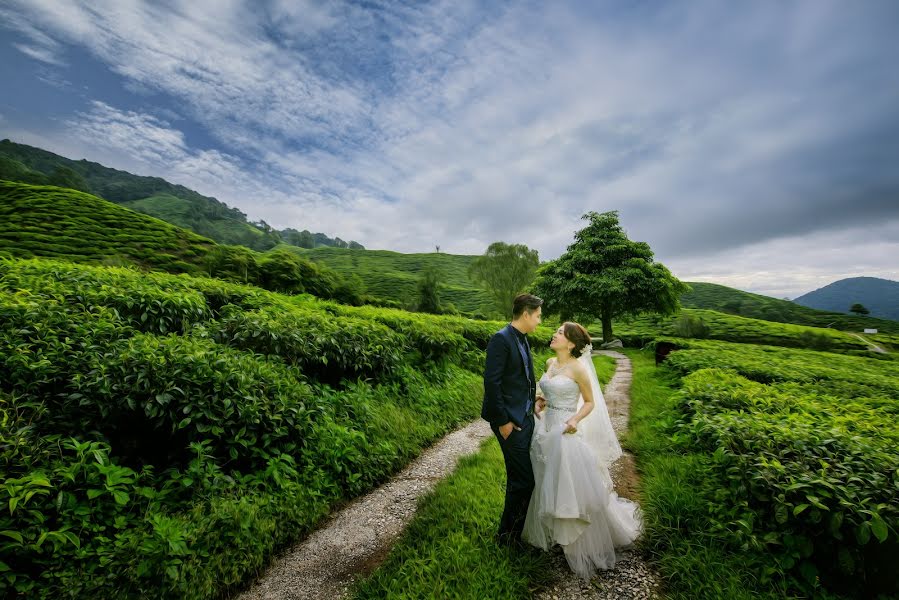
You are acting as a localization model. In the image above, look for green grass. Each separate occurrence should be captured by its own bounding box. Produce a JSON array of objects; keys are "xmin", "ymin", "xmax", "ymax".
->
[
  {"xmin": 352, "ymin": 440, "xmax": 554, "ymax": 599},
  {"xmin": 352, "ymin": 355, "xmax": 618, "ymax": 599}
]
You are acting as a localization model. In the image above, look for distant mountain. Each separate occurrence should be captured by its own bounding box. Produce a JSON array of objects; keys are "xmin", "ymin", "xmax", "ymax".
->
[
  {"xmin": 0, "ymin": 139, "xmax": 362, "ymax": 252},
  {"xmin": 793, "ymin": 277, "xmax": 899, "ymax": 321},
  {"xmin": 680, "ymin": 281, "xmax": 899, "ymax": 333}
]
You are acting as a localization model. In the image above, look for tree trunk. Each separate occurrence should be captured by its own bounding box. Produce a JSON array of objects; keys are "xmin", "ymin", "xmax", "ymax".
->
[{"xmin": 601, "ymin": 312, "xmax": 613, "ymax": 343}]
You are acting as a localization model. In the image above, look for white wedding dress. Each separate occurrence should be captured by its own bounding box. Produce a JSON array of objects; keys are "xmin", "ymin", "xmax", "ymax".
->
[{"xmin": 522, "ymin": 352, "xmax": 642, "ymax": 578}]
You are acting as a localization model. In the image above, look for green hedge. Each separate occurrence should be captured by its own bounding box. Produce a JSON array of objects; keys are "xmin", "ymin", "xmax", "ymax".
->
[
  {"xmin": 617, "ymin": 309, "xmax": 875, "ymax": 353},
  {"xmin": 661, "ymin": 338, "xmax": 899, "ymax": 597},
  {"xmin": 0, "ymin": 257, "xmax": 496, "ymax": 598}
]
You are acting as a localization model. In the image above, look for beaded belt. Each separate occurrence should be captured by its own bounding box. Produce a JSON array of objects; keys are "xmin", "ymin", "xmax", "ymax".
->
[{"xmin": 546, "ymin": 403, "xmax": 576, "ymax": 412}]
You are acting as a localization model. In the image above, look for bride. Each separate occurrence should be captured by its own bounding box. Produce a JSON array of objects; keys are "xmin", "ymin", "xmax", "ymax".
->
[{"xmin": 522, "ymin": 322, "xmax": 642, "ymax": 578}]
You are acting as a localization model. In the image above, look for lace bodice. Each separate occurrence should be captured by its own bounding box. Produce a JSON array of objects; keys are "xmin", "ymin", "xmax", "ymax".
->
[{"xmin": 539, "ymin": 373, "xmax": 581, "ymax": 413}]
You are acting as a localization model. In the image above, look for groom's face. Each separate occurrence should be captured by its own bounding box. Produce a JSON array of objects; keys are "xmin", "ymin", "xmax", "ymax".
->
[{"xmin": 521, "ymin": 306, "xmax": 542, "ymax": 334}]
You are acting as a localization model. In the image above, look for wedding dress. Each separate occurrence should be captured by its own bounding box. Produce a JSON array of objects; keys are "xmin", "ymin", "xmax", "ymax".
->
[{"xmin": 522, "ymin": 347, "xmax": 642, "ymax": 578}]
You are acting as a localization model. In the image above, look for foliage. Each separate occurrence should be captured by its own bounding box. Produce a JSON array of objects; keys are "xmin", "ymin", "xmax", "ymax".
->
[
  {"xmin": 286, "ymin": 246, "xmax": 495, "ymax": 315},
  {"xmin": 467, "ymin": 242, "xmax": 539, "ymax": 318},
  {"xmin": 203, "ymin": 244, "xmax": 258, "ymax": 283},
  {"xmin": 672, "ymin": 312, "xmax": 710, "ymax": 338},
  {"xmin": 646, "ymin": 338, "xmax": 899, "ymax": 598},
  {"xmin": 532, "ymin": 211, "xmax": 689, "ymax": 343},
  {"xmin": 0, "ymin": 181, "xmax": 361, "ymax": 304},
  {"xmin": 624, "ymin": 350, "xmax": 801, "ymax": 599},
  {"xmin": 416, "ymin": 267, "xmax": 442, "ymax": 314},
  {"xmin": 0, "ymin": 256, "xmax": 507, "ymax": 598},
  {"xmin": 0, "ymin": 180, "xmax": 215, "ymax": 274}
]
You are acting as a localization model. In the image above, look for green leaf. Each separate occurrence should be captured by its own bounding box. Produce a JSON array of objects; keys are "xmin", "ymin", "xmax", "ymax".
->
[
  {"xmin": 87, "ymin": 489, "xmax": 104, "ymax": 500},
  {"xmin": 0, "ymin": 531, "xmax": 23, "ymax": 544},
  {"xmin": 870, "ymin": 515, "xmax": 888, "ymax": 543},
  {"xmin": 793, "ymin": 503, "xmax": 810, "ymax": 516},
  {"xmin": 856, "ymin": 521, "xmax": 871, "ymax": 545},
  {"xmin": 112, "ymin": 490, "xmax": 129, "ymax": 505}
]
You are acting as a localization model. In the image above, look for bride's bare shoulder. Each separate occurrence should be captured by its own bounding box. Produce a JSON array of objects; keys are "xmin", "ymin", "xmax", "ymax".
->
[{"xmin": 570, "ymin": 358, "xmax": 589, "ymax": 378}]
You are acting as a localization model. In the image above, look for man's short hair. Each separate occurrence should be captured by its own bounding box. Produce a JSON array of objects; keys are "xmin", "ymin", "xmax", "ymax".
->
[{"xmin": 512, "ymin": 293, "xmax": 543, "ymax": 319}]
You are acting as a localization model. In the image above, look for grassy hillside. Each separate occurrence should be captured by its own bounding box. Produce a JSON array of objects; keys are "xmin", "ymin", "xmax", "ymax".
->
[
  {"xmin": 287, "ymin": 245, "xmax": 495, "ymax": 315},
  {"xmin": 0, "ymin": 180, "xmax": 214, "ymax": 273},
  {"xmin": 0, "ymin": 139, "xmax": 359, "ymax": 251},
  {"xmin": 119, "ymin": 193, "xmax": 279, "ymax": 250},
  {"xmin": 0, "ymin": 180, "xmax": 362, "ymax": 304},
  {"xmin": 682, "ymin": 281, "xmax": 899, "ymax": 333}
]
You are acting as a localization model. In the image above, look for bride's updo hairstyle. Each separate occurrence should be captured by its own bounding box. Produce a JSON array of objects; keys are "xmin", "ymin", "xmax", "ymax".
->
[{"xmin": 562, "ymin": 322, "xmax": 591, "ymax": 358}]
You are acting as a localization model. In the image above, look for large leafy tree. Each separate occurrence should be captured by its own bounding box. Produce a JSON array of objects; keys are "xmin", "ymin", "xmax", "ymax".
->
[
  {"xmin": 532, "ymin": 211, "xmax": 689, "ymax": 342},
  {"xmin": 468, "ymin": 242, "xmax": 540, "ymax": 318}
]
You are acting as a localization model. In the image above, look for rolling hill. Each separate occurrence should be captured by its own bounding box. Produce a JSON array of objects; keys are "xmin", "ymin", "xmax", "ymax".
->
[
  {"xmin": 0, "ymin": 180, "xmax": 361, "ymax": 304},
  {"xmin": 0, "ymin": 139, "xmax": 361, "ymax": 251},
  {"xmin": 793, "ymin": 276, "xmax": 899, "ymax": 321},
  {"xmin": 682, "ymin": 281, "xmax": 899, "ymax": 333},
  {"xmin": 0, "ymin": 180, "xmax": 215, "ymax": 274},
  {"xmin": 285, "ymin": 245, "xmax": 495, "ymax": 315}
]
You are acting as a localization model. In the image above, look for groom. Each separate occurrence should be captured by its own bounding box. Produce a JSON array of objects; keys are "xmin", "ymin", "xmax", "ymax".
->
[{"xmin": 482, "ymin": 293, "xmax": 543, "ymax": 545}]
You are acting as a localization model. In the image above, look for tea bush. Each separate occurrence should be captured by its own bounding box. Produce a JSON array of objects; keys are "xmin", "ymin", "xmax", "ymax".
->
[
  {"xmin": 0, "ymin": 257, "xmax": 499, "ymax": 597},
  {"xmin": 661, "ymin": 339, "xmax": 899, "ymax": 597}
]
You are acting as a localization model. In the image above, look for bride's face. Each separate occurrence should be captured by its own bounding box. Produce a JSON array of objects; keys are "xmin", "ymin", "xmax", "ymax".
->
[{"xmin": 550, "ymin": 326, "xmax": 573, "ymax": 353}]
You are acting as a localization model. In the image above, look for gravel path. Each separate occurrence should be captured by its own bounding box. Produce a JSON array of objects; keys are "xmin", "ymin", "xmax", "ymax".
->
[
  {"xmin": 534, "ymin": 350, "xmax": 663, "ymax": 600},
  {"xmin": 234, "ymin": 420, "xmax": 492, "ymax": 600}
]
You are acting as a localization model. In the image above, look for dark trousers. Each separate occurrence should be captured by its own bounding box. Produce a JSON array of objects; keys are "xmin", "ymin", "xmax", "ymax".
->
[{"xmin": 492, "ymin": 414, "xmax": 535, "ymax": 541}]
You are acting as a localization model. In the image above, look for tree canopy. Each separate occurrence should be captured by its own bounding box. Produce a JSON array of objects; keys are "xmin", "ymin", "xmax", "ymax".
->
[
  {"xmin": 468, "ymin": 241, "xmax": 539, "ymax": 318},
  {"xmin": 849, "ymin": 303, "xmax": 870, "ymax": 316},
  {"xmin": 532, "ymin": 210, "xmax": 689, "ymax": 342}
]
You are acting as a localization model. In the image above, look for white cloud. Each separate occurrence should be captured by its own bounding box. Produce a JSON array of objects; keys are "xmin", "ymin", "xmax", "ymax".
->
[{"xmin": 12, "ymin": 42, "xmax": 65, "ymax": 65}]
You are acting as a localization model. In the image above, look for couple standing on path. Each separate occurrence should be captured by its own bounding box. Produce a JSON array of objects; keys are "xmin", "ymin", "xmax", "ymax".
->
[{"xmin": 482, "ymin": 294, "xmax": 642, "ymax": 579}]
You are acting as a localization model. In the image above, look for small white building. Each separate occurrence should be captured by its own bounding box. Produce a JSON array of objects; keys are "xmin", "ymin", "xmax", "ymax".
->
[{"xmin": 864, "ymin": 328, "xmax": 878, "ymax": 334}]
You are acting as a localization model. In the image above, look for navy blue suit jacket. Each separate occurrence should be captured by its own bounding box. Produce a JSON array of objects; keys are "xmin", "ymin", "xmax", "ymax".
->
[{"xmin": 481, "ymin": 324, "xmax": 536, "ymax": 428}]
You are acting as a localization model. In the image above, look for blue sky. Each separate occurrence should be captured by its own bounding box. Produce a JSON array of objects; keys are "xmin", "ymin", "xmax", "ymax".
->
[{"xmin": 1, "ymin": 0, "xmax": 897, "ymax": 299}]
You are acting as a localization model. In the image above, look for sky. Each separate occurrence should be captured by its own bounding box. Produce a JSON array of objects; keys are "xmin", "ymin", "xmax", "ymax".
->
[{"xmin": 1, "ymin": 0, "xmax": 897, "ymax": 299}]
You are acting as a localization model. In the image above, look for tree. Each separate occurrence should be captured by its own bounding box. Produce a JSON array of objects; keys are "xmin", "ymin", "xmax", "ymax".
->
[
  {"xmin": 849, "ymin": 303, "xmax": 870, "ymax": 316},
  {"xmin": 532, "ymin": 211, "xmax": 689, "ymax": 342},
  {"xmin": 416, "ymin": 268, "xmax": 442, "ymax": 314},
  {"xmin": 468, "ymin": 242, "xmax": 540, "ymax": 318}
]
